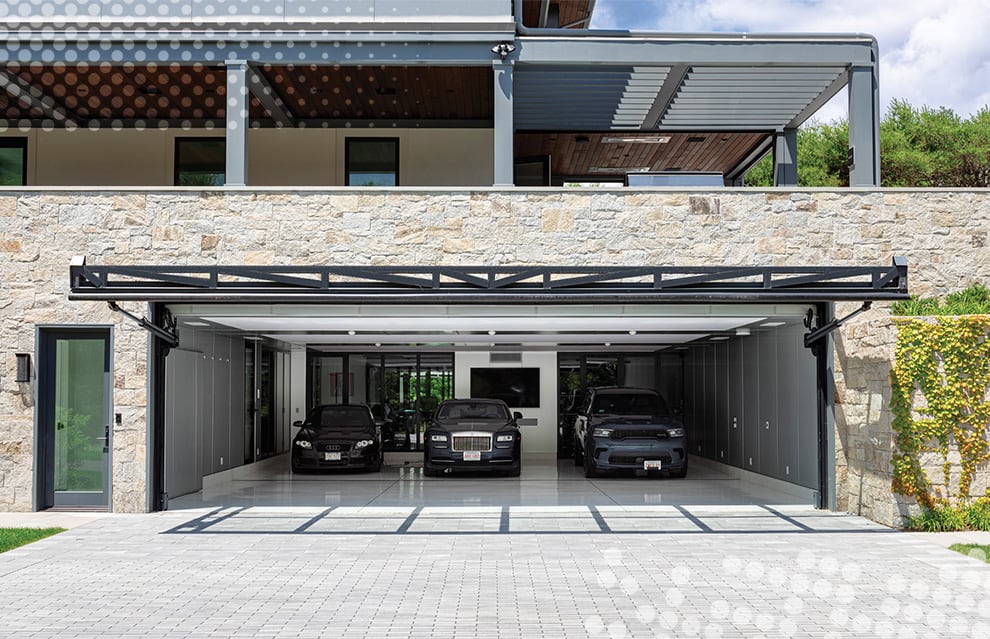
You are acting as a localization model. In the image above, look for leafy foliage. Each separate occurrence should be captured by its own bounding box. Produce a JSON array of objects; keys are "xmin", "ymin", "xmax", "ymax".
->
[
  {"xmin": 949, "ymin": 543, "xmax": 990, "ymax": 562},
  {"xmin": 745, "ymin": 101, "xmax": 990, "ymax": 187},
  {"xmin": 890, "ymin": 316, "xmax": 990, "ymax": 512},
  {"xmin": 891, "ymin": 284, "xmax": 990, "ymax": 316}
]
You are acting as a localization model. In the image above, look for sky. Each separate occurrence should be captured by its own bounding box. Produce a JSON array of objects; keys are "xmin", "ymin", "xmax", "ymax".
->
[{"xmin": 590, "ymin": 0, "xmax": 990, "ymax": 123}]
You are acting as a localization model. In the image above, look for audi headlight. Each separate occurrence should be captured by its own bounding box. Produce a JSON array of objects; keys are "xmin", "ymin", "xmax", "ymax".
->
[
  {"xmin": 592, "ymin": 428, "xmax": 614, "ymax": 438},
  {"xmin": 354, "ymin": 439, "xmax": 374, "ymax": 449},
  {"xmin": 496, "ymin": 434, "xmax": 514, "ymax": 442},
  {"xmin": 431, "ymin": 434, "xmax": 449, "ymax": 442},
  {"xmin": 295, "ymin": 440, "xmax": 313, "ymax": 449},
  {"xmin": 666, "ymin": 427, "xmax": 686, "ymax": 438}
]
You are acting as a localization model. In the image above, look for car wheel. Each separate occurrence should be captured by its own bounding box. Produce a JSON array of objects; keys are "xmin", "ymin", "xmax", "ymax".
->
[
  {"xmin": 573, "ymin": 435, "xmax": 584, "ymax": 466},
  {"xmin": 423, "ymin": 466, "xmax": 442, "ymax": 478},
  {"xmin": 584, "ymin": 450, "xmax": 599, "ymax": 479},
  {"xmin": 507, "ymin": 461, "xmax": 521, "ymax": 477}
]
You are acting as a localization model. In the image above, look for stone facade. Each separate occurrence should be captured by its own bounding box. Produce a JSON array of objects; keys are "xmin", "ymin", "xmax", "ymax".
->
[{"xmin": 1, "ymin": 188, "xmax": 989, "ymax": 517}]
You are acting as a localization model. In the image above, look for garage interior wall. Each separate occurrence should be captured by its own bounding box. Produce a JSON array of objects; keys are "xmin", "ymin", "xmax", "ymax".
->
[
  {"xmin": 683, "ymin": 323, "xmax": 818, "ymax": 489},
  {"xmin": 164, "ymin": 326, "xmax": 247, "ymax": 499},
  {"xmin": 454, "ymin": 352, "xmax": 558, "ymax": 454},
  {"xmin": 0, "ymin": 129, "xmax": 493, "ymax": 186}
]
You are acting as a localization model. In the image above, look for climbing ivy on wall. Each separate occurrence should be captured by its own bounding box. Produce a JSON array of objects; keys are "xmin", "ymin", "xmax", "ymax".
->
[{"xmin": 890, "ymin": 316, "xmax": 990, "ymax": 509}]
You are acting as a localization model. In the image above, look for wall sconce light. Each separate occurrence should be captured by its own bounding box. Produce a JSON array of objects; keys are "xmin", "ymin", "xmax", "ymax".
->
[{"xmin": 15, "ymin": 353, "xmax": 31, "ymax": 382}]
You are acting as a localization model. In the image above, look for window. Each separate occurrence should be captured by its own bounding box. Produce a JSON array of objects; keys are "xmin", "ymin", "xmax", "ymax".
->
[
  {"xmin": 346, "ymin": 138, "xmax": 398, "ymax": 186},
  {"xmin": 174, "ymin": 138, "xmax": 225, "ymax": 186},
  {"xmin": 0, "ymin": 138, "xmax": 27, "ymax": 185}
]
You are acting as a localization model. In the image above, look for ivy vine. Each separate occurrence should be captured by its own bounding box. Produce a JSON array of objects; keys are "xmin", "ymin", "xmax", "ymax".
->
[{"xmin": 890, "ymin": 316, "xmax": 990, "ymax": 509}]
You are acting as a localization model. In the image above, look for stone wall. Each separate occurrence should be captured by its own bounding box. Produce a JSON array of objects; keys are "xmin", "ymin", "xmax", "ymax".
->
[{"xmin": 1, "ymin": 187, "xmax": 989, "ymax": 515}]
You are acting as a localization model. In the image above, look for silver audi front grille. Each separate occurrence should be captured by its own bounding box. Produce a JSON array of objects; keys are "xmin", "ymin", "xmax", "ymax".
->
[{"xmin": 451, "ymin": 434, "xmax": 492, "ymax": 452}]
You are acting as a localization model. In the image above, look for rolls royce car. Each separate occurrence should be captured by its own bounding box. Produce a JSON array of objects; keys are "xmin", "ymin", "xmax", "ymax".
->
[
  {"xmin": 291, "ymin": 404, "xmax": 382, "ymax": 473},
  {"xmin": 573, "ymin": 387, "xmax": 687, "ymax": 479},
  {"xmin": 424, "ymin": 399, "xmax": 522, "ymax": 477}
]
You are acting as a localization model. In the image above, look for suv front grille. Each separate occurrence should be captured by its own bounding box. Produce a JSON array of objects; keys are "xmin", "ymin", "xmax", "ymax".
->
[
  {"xmin": 612, "ymin": 429, "xmax": 669, "ymax": 440},
  {"xmin": 452, "ymin": 435, "xmax": 492, "ymax": 452}
]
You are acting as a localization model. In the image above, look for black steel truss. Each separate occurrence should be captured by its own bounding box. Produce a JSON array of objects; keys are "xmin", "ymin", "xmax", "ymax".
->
[{"xmin": 69, "ymin": 258, "xmax": 909, "ymax": 304}]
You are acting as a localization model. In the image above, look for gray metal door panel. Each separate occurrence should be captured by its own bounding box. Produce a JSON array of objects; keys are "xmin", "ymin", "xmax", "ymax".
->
[
  {"xmin": 743, "ymin": 335, "xmax": 760, "ymax": 471},
  {"xmin": 758, "ymin": 331, "xmax": 778, "ymax": 476},
  {"xmin": 776, "ymin": 327, "xmax": 801, "ymax": 482},
  {"xmin": 165, "ymin": 348, "xmax": 202, "ymax": 499},
  {"xmin": 715, "ymin": 341, "xmax": 730, "ymax": 466},
  {"xmin": 728, "ymin": 339, "xmax": 745, "ymax": 468}
]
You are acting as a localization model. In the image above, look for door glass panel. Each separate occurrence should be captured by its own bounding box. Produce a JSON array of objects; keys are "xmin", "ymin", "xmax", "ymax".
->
[{"xmin": 53, "ymin": 338, "xmax": 107, "ymax": 494}]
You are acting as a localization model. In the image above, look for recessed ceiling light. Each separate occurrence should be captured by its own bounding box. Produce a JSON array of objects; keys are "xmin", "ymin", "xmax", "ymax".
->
[
  {"xmin": 602, "ymin": 135, "xmax": 670, "ymax": 144},
  {"xmin": 347, "ymin": 330, "xmax": 356, "ymax": 335},
  {"xmin": 761, "ymin": 321, "xmax": 786, "ymax": 327},
  {"xmin": 710, "ymin": 336, "xmax": 730, "ymax": 341},
  {"xmin": 488, "ymin": 330, "xmax": 496, "ymax": 335},
  {"xmin": 604, "ymin": 342, "xmax": 611, "ymax": 347},
  {"xmin": 735, "ymin": 328, "xmax": 751, "ymax": 336},
  {"xmin": 375, "ymin": 342, "xmax": 381, "ymax": 347},
  {"xmin": 628, "ymin": 330, "xmax": 637, "ymax": 335},
  {"xmin": 184, "ymin": 321, "xmax": 209, "ymax": 327}
]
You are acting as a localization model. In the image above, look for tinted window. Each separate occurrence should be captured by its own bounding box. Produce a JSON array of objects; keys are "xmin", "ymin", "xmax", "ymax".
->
[
  {"xmin": 0, "ymin": 138, "xmax": 26, "ymax": 185},
  {"xmin": 175, "ymin": 138, "xmax": 225, "ymax": 186},
  {"xmin": 591, "ymin": 393, "xmax": 669, "ymax": 416},
  {"xmin": 438, "ymin": 402, "xmax": 510, "ymax": 420},
  {"xmin": 346, "ymin": 138, "xmax": 398, "ymax": 186},
  {"xmin": 310, "ymin": 406, "xmax": 373, "ymax": 428}
]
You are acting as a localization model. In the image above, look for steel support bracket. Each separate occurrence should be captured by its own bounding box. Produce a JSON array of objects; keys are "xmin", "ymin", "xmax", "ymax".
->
[
  {"xmin": 804, "ymin": 301, "xmax": 872, "ymax": 349},
  {"xmin": 107, "ymin": 301, "xmax": 179, "ymax": 349}
]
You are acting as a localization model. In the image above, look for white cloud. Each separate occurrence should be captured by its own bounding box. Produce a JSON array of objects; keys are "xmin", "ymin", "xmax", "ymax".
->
[{"xmin": 591, "ymin": 0, "xmax": 990, "ymax": 119}]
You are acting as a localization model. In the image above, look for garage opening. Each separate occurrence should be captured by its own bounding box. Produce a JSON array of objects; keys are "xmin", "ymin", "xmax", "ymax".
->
[{"xmin": 67, "ymin": 262, "xmax": 909, "ymax": 511}]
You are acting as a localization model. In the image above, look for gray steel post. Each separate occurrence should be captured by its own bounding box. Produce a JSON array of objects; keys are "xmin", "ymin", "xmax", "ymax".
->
[
  {"xmin": 773, "ymin": 128, "xmax": 798, "ymax": 186},
  {"xmin": 848, "ymin": 65, "xmax": 880, "ymax": 187},
  {"xmin": 225, "ymin": 60, "xmax": 249, "ymax": 186},
  {"xmin": 493, "ymin": 60, "xmax": 514, "ymax": 186}
]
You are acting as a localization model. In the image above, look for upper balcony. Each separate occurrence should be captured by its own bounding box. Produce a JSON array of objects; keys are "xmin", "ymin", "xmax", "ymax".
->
[{"xmin": 0, "ymin": 0, "xmax": 880, "ymax": 188}]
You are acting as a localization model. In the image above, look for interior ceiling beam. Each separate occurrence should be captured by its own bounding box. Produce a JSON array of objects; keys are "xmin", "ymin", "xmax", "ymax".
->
[
  {"xmin": 0, "ymin": 70, "xmax": 76, "ymax": 127},
  {"xmin": 248, "ymin": 66, "xmax": 294, "ymax": 127},
  {"xmin": 69, "ymin": 260, "xmax": 910, "ymax": 304},
  {"xmin": 643, "ymin": 65, "xmax": 689, "ymax": 130}
]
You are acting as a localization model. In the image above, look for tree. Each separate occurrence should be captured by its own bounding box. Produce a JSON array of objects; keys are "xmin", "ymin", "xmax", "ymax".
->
[{"xmin": 744, "ymin": 100, "xmax": 990, "ymax": 187}]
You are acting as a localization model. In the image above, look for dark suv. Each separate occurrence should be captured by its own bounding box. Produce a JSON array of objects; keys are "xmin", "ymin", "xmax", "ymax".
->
[{"xmin": 572, "ymin": 387, "xmax": 687, "ymax": 478}]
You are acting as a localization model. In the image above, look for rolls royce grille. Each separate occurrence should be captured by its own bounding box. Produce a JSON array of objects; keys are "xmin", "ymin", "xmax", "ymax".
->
[{"xmin": 452, "ymin": 435, "xmax": 492, "ymax": 452}]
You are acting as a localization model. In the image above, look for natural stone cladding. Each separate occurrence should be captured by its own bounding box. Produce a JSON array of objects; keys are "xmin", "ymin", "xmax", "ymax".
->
[{"xmin": 1, "ymin": 187, "xmax": 988, "ymax": 519}]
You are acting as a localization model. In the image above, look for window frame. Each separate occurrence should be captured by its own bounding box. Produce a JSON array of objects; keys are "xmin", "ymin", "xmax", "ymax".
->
[
  {"xmin": 0, "ymin": 137, "xmax": 28, "ymax": 186},
  {"xmin": 174, "ymin": 137, "xmax": 226, "ymax": 187},
  {"xmin": 345, "ymin": 137, "xmax": 399, "ymax": 187}
]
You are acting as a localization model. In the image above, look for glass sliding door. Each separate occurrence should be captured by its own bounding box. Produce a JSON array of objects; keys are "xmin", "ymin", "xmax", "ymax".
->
[{"xmin": 38, "ymin": 328, "xmax": 111, "ymax": 509}]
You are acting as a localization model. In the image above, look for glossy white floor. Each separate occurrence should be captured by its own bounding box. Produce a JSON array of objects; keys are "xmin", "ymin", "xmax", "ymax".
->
[{"xmin": 167, "ymin": 453, "xmax": 816, "ymax": 511}]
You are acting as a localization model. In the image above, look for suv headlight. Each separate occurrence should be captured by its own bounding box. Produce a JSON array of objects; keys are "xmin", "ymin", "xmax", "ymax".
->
[
  {"xmin": 295, "ymin": 440, "xmax": 313, "ymax": 449},
  {"xmin": 592, "ymin": 428, "xmax": 614, "ymax": 438},
  {"xmin": 354, "ymin": 439, "xmax": 374, "ymax": 449},
  {"xmin": 666, "ymin": 427, "xmax": 686, "ymax": 438},
  {"xmin": 496, "ymin": 434, "xmax": 514, "ymax": 442},
  {"xmin": 431, "ymin": 434, "xmax": 449, "ymax": 442}
]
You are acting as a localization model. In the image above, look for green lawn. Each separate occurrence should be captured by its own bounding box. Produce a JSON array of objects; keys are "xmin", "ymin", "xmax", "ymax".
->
[
  {"xmin": 0, "ymin": 528, "xmax": 65, "ymax": 553},
  {"xmin": 949, "ymin": 544, "xmax": 990, "ymax": 564}
]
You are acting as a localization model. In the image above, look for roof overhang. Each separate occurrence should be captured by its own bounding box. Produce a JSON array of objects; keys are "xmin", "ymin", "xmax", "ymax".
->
[{"xmin": 69, "ymin": 259, "xmax": 908, "ymax": 305}]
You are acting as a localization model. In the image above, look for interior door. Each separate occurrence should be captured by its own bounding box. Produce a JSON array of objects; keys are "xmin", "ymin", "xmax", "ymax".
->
[{"xmin": 39, "ymin": 328, "xmax": 111, "ymax": 509}]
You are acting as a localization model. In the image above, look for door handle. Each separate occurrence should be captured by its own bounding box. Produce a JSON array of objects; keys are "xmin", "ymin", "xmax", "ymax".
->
[{"xmin": 100, "ymin": 424, "xmax": 110, "ymax": 452}]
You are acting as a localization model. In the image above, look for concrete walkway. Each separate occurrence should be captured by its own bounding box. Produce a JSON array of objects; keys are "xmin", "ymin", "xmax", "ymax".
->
[{"xmin": 3, "ymin": 488, "xmax": 990, "ymax": 637}]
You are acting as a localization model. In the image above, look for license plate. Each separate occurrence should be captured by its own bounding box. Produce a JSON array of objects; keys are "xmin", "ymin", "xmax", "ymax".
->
[
  {"xmin": 644, "ymin": 460, "xmax": 662, "ymax": 469},
  {"xmin": 324, "ymin": 452, "xmax": 342, "ymax": 461},
  {"xmin": 463, "ymin": 451, "xmax": 481, "ymax": 461}
]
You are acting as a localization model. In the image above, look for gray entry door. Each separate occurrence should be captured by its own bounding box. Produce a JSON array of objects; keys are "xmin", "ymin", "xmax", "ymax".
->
[{"xmin": 39, "ymin": 329, "xmax": 111, "ymax": 509}]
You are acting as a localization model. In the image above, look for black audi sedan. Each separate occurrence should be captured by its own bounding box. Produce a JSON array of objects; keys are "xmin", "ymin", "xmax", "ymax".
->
[
  {"xmin": 291, "ymin": 404, "xmax": 382, "ymax": 473},
  {"xmin": 424, "ymin": 399, "xmax": 522, "ymax": 477}
]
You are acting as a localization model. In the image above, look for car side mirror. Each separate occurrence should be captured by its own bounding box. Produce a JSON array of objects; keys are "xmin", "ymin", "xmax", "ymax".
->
[{"xmin": 513, "ymin": 411, "xmax": 523, "ymax": 420}]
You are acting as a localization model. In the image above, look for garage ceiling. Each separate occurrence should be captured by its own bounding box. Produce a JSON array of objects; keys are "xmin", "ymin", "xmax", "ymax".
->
[{"xmin": 168, "ymin": 302, "xmax": 812, "ymax": 352}]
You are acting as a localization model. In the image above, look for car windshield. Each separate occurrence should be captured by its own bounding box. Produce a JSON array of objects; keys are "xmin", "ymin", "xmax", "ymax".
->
[
  {"xmin": 309, "ymin": 406, "xmax": 373, "ymax": 429},
  {"xmin": 591, "ymin": 393, "xmax": 669, "ymax": 416},
  {"xmin": 437, "ymin": 402, "xmax": 510, "ymax": 420}
]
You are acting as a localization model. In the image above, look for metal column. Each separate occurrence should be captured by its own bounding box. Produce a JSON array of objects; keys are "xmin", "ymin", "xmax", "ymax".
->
[
  {"xmin": 493, "ymin": 59, "xmax": 514, "ymax": 186},
  {"xmin": 224, "ymin": 60, "xmax": 249, "ymax": 186},
  {"xmin": 848, "ymin": 64, "xmax": 881, "ymax": 187},
  {"xmin": 773, "ymin": 128, "xmax": 798, "ymax": 187}
]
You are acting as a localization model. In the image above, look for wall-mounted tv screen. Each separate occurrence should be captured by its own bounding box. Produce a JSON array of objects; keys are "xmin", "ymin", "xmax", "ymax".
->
[{"xmin": 470, "ymin": 367, "xmax": 541, "ymax": 408}]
